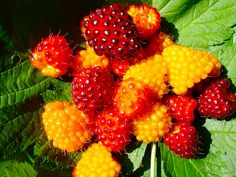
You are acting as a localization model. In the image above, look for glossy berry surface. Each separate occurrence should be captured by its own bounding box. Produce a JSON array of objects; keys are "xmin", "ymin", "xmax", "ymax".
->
[
  {"xmin": 95, "ymin": 109, "xmax": 132, "ymax": 152},
  {"xmin": 198, "ymin": 78, "xmax": 236, "ymax": 119},
  {"xmin": 30, "ymin": 35, "xmax": 73, "ymax": 78},
  {"xmin": 145, "ymin": 32, "xmax": 174, "ymax": 57},
  {"xmin": 72, "ymin": 67, "xmax": 114, "ymax": 114},
  {"xmin": 73, "ymin": 143, "xmax": 121, "ymax": 177},
  {"xmin": 72, "ymin": 45, "xmax": 109, "ymax": 76},
  {"xmin": 163, "ymin": 94, "xmax": 197, "ymax": 123},
  {"xmin": 42, "ymin": 101, "xmax": 92, "ymax": 152},
  {"xmin": 164, "ymin": 122, "xmax": 198, "ymax": 159},
  {"xmin": 113, "ymin": 79, "xmax": 154, "ymax": 118},
  {"xmin": 127, "ymin": 4, "xmax": 161, "ymax": 40},
  {"xmin": 83, "ymin": 4, "xmax": 141, "ymax": 59},
  {"xmin": 134, "ymin": 103, "xmax": 172, "ymax": 144},
  {"xmin": 123, "ymin": 54, "xmax": 168, "ymax": 99},
  {"xmin": 163, "ymin": 45, "xmax": 221, "ymax": 95},
  {"xmin": 110, "ymin": 58, "xmax": 130, "ymax": 77}
]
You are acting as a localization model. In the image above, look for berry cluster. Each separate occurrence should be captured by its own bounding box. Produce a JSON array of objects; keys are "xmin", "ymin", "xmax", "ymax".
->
[{"xmin": 29, "ymin": 3, "xmax": 236, "ymax": 177}]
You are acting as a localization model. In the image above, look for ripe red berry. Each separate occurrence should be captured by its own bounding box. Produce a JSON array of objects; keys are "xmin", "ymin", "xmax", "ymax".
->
[
  {"xmin": 83, "ymin": 4, "xmax": 141, "ymax": 59},
  {"xmin": 197, "ymin": 78, "xmax": 236, "ymax": 119},
  {"xmin": 30, "ymin": 35, "xmax": 73, "ymax": 78},
  {"xmin": 163, "ymin": 94, "xmax": 197, "ymax": 123},
  {"xmin": 164, "ymin": 122, "xmax": 198, "ymax": 159},
  {"xmin": 127, "ymin": 4, "xmax": 161, "ymax": 40},
  {"xmin": 145, "ymin": 32, "xmax": 174, "ymax": 57},
  {"xmin": 72, "ymin": 67, "xmax": 115, "ymax": 114},
  {"xmin": 110, "ymin": 58, "xmax": 130, "ymax": 77},
  {"xmin": 95, "ymin": 109, "xmax": 132, "ymax": 152}
]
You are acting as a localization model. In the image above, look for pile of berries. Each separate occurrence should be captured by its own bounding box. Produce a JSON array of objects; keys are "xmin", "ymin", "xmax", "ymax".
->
[{"xmin": 30, "ymin": 3, "xmax": 236, "ymax": 177}]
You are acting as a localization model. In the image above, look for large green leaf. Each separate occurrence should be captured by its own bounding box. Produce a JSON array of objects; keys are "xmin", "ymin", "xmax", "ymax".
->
[
  {"xmin": 0, "ymin": 109, "xmax": 42, "ymax": 157},
  {"xmin": 209, "ymin": 27, "xmax": 236, "ymax": 83},
  {"xmin": 0, "ymin": 54, "xmax": 51, "ymax": 108},
  {"xmin": 0, "ymin": 160, "xmax": 37, "ymax": 177},
  {"xmin": 156, "ymin": 0, "xmax": 236, "ymax": 48}
]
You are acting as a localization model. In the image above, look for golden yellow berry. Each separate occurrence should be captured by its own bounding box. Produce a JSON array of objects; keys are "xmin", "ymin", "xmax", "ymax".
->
[
  {"xmin": 163, "ymin": 45, "xmax": 222, "ymax": 95},
  {"xmin": 42, "ymin": 101, "xmax": 92, "ymax": 152},
  {"xmin": 73, "ymin": 45, "xmax": 109, "ymax": 73},
  {"xmin": 73, "ymin": 143, "xmax": 121, "ymax": 177},
  {"xmin": 123, "ymin": 54, "xmax": 168, "ymax": 99},
  {"xmin": 133, "ymin": 103, "xmax": 172, "ymax": 144}
]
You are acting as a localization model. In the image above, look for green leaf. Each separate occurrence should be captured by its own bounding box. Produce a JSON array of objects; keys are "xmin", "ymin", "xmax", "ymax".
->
[
  {"xmin": 0, "ymin": 109, "xmax": 42, "ymax": 157},
  {"xmin": 0, "ymin": 160, "xmax": 37, "ymax": 177},
  {"xmin": 204, "ymin": 119, "xmax": 236, "ymax": 175},
  {"xmin": 33, "ymin": 132, "xmax": 81, "ymax": 170},
  {"xmin": 209, "ymin": 27, "xmax": 236, "ymax": 83},
  {"xmin": 0, "ymin": 56, "xmax": 51, "ymax": 108},
  {"xmin": 155, "ymin": 0, "xmax": 199, "ymax": 23},
  {"xmin": 41, "ymin": 79, "xmax": 72, "ymax": 103},
  {"xmin": 128, "ymin": 143, "xmax": 147, "ymax": 171},
  {"xmin": 156, "ymin": 0, "xmax": 236, "ymax": 48}
]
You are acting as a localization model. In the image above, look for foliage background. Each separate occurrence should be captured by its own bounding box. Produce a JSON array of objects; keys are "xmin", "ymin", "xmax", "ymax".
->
[{"xmin": 0, "ymin": 0, "xmax": 235, "ymax": 176}]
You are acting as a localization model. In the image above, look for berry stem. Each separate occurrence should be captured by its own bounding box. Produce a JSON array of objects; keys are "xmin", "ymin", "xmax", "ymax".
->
[{"xmin": 150, "ymin": 143, "xmax": 157, "ymax": 177}]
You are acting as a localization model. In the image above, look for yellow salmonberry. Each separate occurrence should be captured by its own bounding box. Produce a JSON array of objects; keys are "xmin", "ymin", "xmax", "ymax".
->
[
  {"xmin": 123, "ymin": 54, "xmax": 168, "ymax": 99},
  {"xmin": 72, "ymin": 45, "xmax": 109, "ymax": 75},
  {"xmin": 133, "ymin": 103, "xmax": 172, "ymax": 144},
  {"xmin": 72, "ymin": 143, "xmax": 121, "ymax": 177},
  {"xmin": 163, "ymin": 45, "xmax": 221, "ymax": 95},
  {"xmin": 42, "ymin": 101, "xmax": 93, "ymax": 152}
]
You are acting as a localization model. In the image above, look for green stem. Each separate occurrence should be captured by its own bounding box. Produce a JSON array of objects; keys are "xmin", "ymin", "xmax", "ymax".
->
[{"xmin": 150, "ymin": 143, "xmax": 157, "ymax": 177}]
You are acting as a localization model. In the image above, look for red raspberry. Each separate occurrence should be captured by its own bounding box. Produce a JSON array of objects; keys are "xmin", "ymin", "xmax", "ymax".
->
[
  {"xmin": 95, "ymin": 109, "xmax": 132, "ymax": 152},
  {"xmin": 72, "ymin": 67, "xmax": 115, "ymax": 114},
  {"xmin": 127, "ymin": 4, "xmax": 161, "ymax": 40},
  {"xmin": 197, "ymin": 78, "xmax": 236, "ymax": 119},
  {"xmin": 110, "ymin": 58, "xmax": 130, "ymax": 77},
  {"xmin": 110, "ymin": 48, "xmax": 148, "ymax": 78},
  {"xmin": 83, "ymin": 4, "xmax": 141, "ymax": 59},
  {"xmin": 164, "ymin": 122, "xmax": 199, "ymax": 159},
  {"xmin": 145, "ymin": 32, "xmax": 174, "ymax": 57},
  {"xmin": 30, "ymin": 35, "xmax": 73, "ymax": 78},
  {"xmin": 163, "ymin": 94, "xmax": 197, "ymax": 123}
]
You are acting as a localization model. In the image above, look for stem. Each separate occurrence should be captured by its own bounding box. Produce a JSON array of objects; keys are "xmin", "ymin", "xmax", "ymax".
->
[{"xmin": 150, "ymin": 143, "xmax": 157, "ymax": 177}]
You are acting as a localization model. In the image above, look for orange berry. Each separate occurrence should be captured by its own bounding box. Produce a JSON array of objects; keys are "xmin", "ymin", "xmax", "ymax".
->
[
  {"xmin": 72, "ymin": 45, "xmax": 109, "ymax": 76},
  {"xmin": 113, "ymin": 79, "xmax": 154, "ymax": 118},
  {"xmin": 133, "ymin": 103, "xmax": 172, "ymax": 144},
  {"xmin": 163, "ymin": 45, "xmax": 222, "ymax": 95},
  {"xmin": 127, "ymin": 4, "xmax": 161, "ymax": 40},
  {"xmin": 123, "ymin": 54, "xmax": 168, "ymax": 99},
  {"xmin": 72, "ymin": 143, "xmax": 121, "ymax": 177},
  {"xmin": 42, "ymin": 101, "xmax": 93, "ymax": 152}
]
